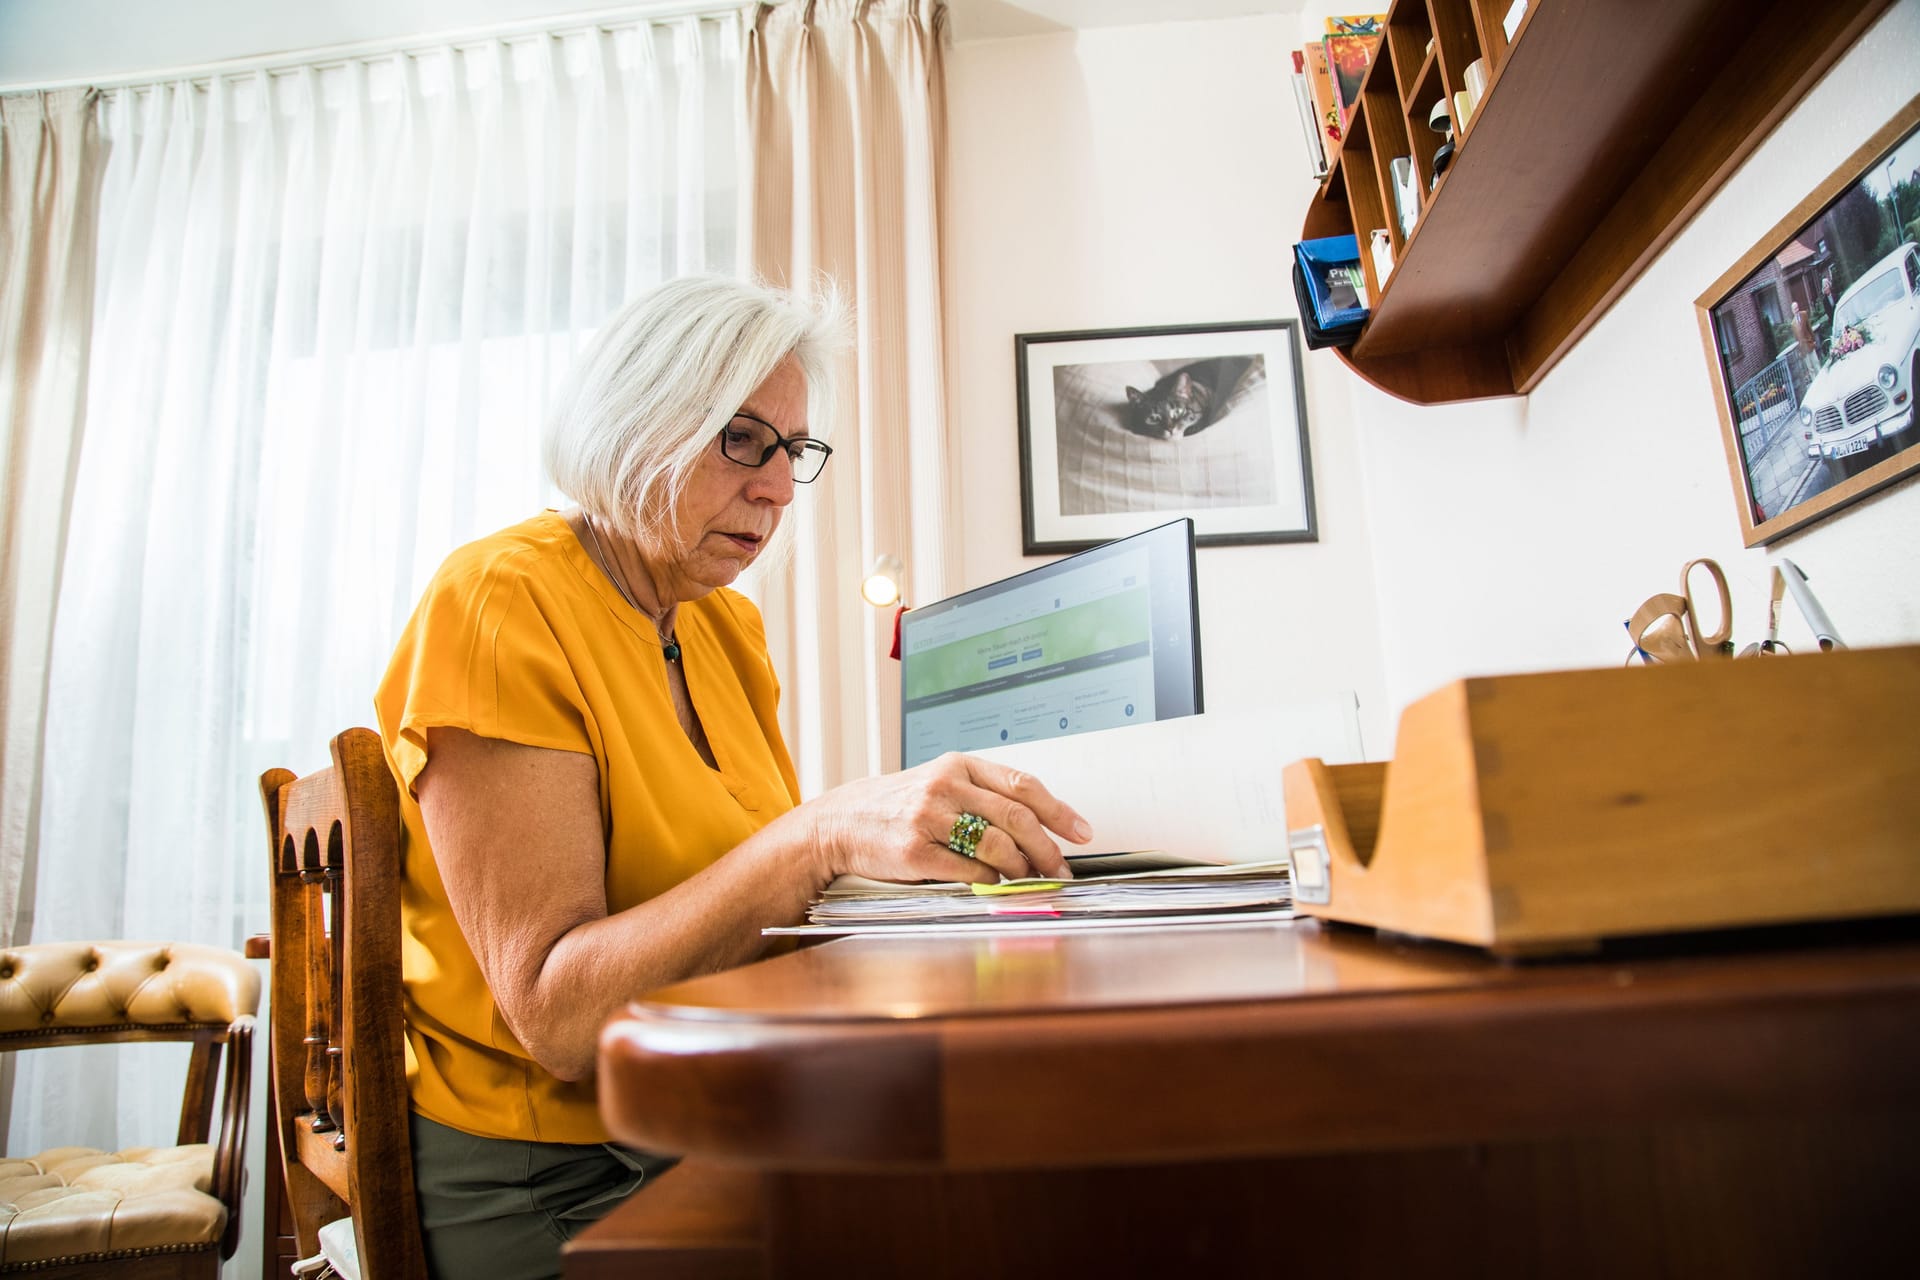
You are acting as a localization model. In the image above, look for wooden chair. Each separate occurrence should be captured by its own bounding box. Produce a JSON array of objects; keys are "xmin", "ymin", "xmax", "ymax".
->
[
  {"xmin": 260, "ymin": 727, "xmax": 427, "ymax": 1280},
  {"xmin": 0, "ymin": 940, "xmax": 255, "ymax": 1278}
]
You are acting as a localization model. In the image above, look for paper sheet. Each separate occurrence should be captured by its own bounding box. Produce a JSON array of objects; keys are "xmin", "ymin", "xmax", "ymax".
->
[
  {"xmin": 810, "ymin": 864, "xmax": 1292, "ymax": 925},
  {"xmin": 966, "ymin": 699, "xmax": 1363, "ymax": 865},
  {"xmin": 765, "ymin": 908, "xmax": 1301, "ymax": 938}
]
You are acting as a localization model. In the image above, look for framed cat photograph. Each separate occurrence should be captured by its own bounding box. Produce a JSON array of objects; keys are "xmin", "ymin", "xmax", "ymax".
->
[{"xmin": 1014, "ymin": 319, "xmax": 1317, "ymax": 555}]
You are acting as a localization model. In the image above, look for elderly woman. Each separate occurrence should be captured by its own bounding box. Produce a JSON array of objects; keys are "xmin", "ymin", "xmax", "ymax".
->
[{"xmin": 373, "ymin": 275, "xmax": 1090, "ymax": 1280}]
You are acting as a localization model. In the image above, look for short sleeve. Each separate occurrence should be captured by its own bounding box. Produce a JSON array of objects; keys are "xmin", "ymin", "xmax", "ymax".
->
[{"xmin": 376, "ymin": 558, "xmax": 593, "ymax": 799}]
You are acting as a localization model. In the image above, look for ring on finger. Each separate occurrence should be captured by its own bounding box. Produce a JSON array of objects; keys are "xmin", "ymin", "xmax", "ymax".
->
[{"xmin": 946, "ymin": 812, "xmax": 990, "ymax": 859}]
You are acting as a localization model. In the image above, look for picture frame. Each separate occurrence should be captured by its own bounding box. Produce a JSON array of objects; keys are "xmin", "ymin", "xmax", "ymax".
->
[
  {"xmin": 1696, "ymin": 93, "xmax": 1920, "ymax": 546},
  {"xmin": 1015, "ymin": 320, "xmax": 1317, "ymax": 556}
]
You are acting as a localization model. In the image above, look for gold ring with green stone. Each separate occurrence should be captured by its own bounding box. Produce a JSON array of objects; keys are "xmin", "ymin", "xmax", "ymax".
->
[{"xmin": 946, "ymin": 812, "xmax": 989, "ymax": 859}]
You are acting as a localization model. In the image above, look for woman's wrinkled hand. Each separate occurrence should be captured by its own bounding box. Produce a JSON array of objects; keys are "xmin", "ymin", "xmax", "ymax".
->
[{"xmin": 801, "ymin": 753, "xmax": 1092, "ymax": 886}]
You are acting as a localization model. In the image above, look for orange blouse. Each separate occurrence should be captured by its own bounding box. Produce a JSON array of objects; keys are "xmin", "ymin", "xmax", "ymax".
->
[{"xmin": 374, "ymin": 511, "xmax": 799, "ymax": 1143}]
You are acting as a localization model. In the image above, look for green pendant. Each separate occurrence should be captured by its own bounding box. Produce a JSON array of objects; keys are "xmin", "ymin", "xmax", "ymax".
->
[{"xmin": 663, "ymin": 640, "xmax": 681, "ymax": 662}]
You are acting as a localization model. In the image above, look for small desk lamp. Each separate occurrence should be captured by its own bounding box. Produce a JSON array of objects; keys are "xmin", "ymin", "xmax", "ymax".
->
[
  {"xmin": 862, "ymin": 554, "xmax": 908, "ymax": 659},
  {"xmin": 861, "ymin": 554, "xmax": 904, "ymax": 608}
]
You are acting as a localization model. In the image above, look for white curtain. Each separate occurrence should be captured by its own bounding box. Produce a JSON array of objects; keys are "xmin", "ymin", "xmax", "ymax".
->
[
  {"xmin": 743, "ymin": 0, "xmax": 955, "ymax": 791},
  {"xmin": 11, "ymin": 11, "xmax": 740, "ymax": 1159},
  {"xmin": 1, "ymin": 89, "xmax": 104, "ymax": 955}
]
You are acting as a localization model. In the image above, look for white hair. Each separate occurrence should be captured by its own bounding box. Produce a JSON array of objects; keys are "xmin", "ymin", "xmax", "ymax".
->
[{"xmin": 544, "ymin": 275, "xmax": 846, "ymax": 554}]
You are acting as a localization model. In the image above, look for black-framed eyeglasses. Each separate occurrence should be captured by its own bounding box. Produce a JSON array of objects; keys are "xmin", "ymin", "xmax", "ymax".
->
[{"xmin": 718, "ymin": 413, "xmax": 833, "ymax": 484}]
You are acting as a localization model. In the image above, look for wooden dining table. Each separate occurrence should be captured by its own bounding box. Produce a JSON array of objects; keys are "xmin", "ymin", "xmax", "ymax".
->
[{"xmin": 564, "ymin": 918, "xmax": 1920, "ymax": 1278}]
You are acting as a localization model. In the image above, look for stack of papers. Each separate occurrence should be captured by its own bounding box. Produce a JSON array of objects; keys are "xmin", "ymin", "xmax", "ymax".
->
[
  {"xmin": 766, "ymin": 861, "xmax": 1294, "ymax": 938},
  {"xmin": 761, "ymin": 708, "xmax": 1363, "ymax": 938}
]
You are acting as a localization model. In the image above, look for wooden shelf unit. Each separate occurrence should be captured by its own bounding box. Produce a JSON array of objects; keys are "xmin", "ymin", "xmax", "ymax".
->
[{"xmin": 1305, "ymin": 0, "xmax": 1895, "ymax": 406}]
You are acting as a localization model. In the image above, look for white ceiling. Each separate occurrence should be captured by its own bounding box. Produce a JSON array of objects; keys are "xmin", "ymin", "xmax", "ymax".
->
[
  {"xmin": 949, "ymin": 0, "xmax": 1312, "ymax": 43},
  {"xmin": 0, "ymin": 0, "xmax": 1319, "ymax": 87}
]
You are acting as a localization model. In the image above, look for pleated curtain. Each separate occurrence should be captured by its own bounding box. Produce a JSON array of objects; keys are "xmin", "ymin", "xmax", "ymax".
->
[
  {"xmin": 742, "ymin": 0, "xmax": 956, "ymax": 791},
  {"xmin": 0, "ymin": 89, "xmax": 105, "ymax": 957},
  {"xmin": 11, "ymin": 14, "xmax": 740, "ymax": 1160}
]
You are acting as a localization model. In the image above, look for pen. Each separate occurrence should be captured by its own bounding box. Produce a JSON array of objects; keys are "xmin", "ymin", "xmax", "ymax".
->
[{"xmin": 1777, "ymin": 558, "xmax": 1844, "ymax": 651}]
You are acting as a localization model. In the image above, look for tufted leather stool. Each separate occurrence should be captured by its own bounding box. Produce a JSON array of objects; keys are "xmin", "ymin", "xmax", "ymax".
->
[{"xmin": 0, "ymin": 942, "xmax": 256, "ymax": 1278}]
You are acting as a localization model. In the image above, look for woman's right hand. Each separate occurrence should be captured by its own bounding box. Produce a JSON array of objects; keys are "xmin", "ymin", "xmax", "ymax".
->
[{"xmin": 799, "ymin": 752, "xmax": 1093, "ymax": 887}]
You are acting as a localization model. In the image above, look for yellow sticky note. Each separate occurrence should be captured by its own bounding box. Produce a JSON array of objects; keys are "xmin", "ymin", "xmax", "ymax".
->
[{"xmin": 971, "ymin": 879, "xmax": 1066, "ymax": 896}]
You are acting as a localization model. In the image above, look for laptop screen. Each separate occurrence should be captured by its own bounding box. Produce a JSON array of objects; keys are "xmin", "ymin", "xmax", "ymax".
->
[{"xmin": 898, "ymin": 518, "xmax": 1203, "ymax": 768}]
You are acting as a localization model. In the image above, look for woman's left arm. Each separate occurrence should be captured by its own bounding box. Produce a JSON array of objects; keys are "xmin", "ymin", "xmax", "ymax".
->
[
  {"xmin": 418, "ymin": 728, "xmax": 1091, "ymax": 1082},
  {"xmin": 416, "ymin": 726, "xmax": 823, "ymax": 1083}
]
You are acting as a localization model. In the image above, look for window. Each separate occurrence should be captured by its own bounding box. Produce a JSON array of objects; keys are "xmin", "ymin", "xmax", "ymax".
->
[
  {"xmin": 1716, "ymin": 312, "xmax": 1742, "ymax": 361},
  {"xmin": 1749, "ymin": 283, "xmax": 1785, "ymax": 360},
  {"xmin": 1836, "ymin": 269, "xmax": 1903, "ymax": 330}
]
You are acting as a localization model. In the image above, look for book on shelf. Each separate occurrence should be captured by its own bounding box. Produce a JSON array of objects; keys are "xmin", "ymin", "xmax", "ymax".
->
[
  {"xmin": 1322, "ymin": 11, "xmax": 1387, "ymax": 133},
  {"xmin": 1302, "ymin": 39, "xmax": 1342, "ymax": 154},
  {"xmin": 1325, "ymin": 14, "xmax": 1386, "ymax": 37},
  {"xmin": 1324, "ymin": 31, "xmax": 1383, "ymax": 134},
  {"xmin": 1290, "ymin": 49, "xmax": 1329, "ymax": 178}
]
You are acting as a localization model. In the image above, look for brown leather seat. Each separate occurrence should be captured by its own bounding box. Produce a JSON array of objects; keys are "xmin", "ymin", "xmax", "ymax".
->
[
  {"xmin": 0, "ymin": 941, "xmax": 256, "ymax": 1277},
  {"xmin": 260, "ymin": 727, "xmax": 427, "ymax": 1280}
]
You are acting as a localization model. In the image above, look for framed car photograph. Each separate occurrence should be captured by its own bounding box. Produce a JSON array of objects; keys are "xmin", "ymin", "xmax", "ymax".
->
[
  {"xmin": 1014, "ymin": 320, "xmax": 1317, "ymax": 556},
  {"xmin": 1697, "ymin": 93, "xmax": 1920, "ymax": 546}
]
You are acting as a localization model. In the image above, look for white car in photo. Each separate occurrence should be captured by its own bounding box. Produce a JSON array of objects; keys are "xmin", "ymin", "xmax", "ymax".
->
[{"xmin": 1800, "ymin": 242, "xmax": 1920, "ymax": 466}]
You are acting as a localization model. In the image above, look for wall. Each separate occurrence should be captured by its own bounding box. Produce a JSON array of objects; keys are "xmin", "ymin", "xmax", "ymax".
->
[
  {"xmin": 947, "ymin": 1, "xmax": 1920, "ymax": 759},
  {"xmin": 1351, "ymin": 0, "xmax": 1920, "ymax": 724},
  {"xmin": 7, "ymin": 0, "xmax": 1912, "ymax": 1268},
  {"xmin": 945, "ymin": 15, "xmax": 1396, "ymax": 754}
]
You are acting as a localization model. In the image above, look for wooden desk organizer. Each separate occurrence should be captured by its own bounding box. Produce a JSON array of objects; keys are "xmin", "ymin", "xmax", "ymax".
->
[{"xmin": 1282, "ymin": 646, "xmax": 1920, "ymax": 956}]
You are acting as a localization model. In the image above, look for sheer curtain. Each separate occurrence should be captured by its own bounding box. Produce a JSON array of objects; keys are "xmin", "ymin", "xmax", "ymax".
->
[
  {"xmin": 743, "ymin": 0, "xmax": 955, "ymax": 791},
  {"xmin": 1, "ymin": 89, "xmax": 104, "ymax": 955},
  {"xmin": 12, "ymin": 11, "xmax": 741, "ymax": 1158}
]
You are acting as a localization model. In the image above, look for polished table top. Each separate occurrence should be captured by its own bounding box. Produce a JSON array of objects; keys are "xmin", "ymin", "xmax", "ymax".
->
[{"xmin": 596, "ymin": 920, "xmax": 1920, "ymax": 1170}]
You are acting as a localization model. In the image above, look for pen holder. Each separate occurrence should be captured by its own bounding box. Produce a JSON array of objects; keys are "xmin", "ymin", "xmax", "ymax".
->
[{"xmin": 1284, "ymin": 646, "xmax": 1920, "ymax": 956}]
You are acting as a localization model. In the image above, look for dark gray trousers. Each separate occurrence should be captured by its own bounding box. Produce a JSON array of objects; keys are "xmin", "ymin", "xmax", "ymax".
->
[{"xmin": 410, "ymin": 1111, "xmax": 677, "ymax": 1280}]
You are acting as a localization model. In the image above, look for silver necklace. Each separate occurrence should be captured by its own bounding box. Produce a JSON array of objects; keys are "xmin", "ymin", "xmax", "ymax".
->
[{"xmin": 583, "ymin": 516, "xmax": 681, "ymax": 662}]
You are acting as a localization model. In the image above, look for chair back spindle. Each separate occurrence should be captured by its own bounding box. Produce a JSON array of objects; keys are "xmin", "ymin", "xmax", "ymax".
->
[
  {"xmin": 298, "ymin": 828, "xmax": 336, "ymax": 1136},
  {"xmin": 262, "ymin": 727, "xmax": 428, "ymax": 1280},
  {"xmin": 326, "ymin": 842, "xmax": 348, "ymax": 1150}
]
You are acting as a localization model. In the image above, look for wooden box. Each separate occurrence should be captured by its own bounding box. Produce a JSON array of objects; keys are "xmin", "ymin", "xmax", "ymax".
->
[{"xmin": 1282, "ymin": 646, "xmax": 1920, "ymax": 956}]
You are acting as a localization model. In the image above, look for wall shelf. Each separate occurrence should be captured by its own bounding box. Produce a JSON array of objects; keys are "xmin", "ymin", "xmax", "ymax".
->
[{"xmin": 1305, "ymin": 0, "xmax": 1895, "ymax": 406}]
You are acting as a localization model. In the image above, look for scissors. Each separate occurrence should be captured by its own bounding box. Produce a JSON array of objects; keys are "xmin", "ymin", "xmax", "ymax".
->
[
  {"xmin": 1625, "ymin": 558, "xmax": 1733, "ymax": 663},
  {"xmin": 1679, "ymin": 558, "xmax": 1734, "ymax": 659}
]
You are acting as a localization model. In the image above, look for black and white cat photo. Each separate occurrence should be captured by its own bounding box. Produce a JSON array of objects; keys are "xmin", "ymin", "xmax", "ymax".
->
[{"xmin": 1123, "ymin": 355, "xmax": 1257, "ymax": 441}]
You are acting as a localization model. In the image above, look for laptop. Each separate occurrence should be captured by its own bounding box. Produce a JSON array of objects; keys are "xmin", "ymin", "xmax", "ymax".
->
[{"xmin": 898, "ymin": 518, "xmax": 1203, "ymax": 768}]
